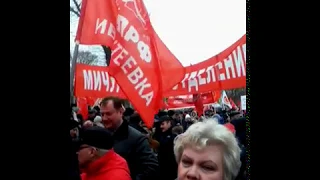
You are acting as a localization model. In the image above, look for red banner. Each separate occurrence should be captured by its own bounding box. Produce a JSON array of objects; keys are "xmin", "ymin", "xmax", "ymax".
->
[
  {"xmin": 164, "ymin": 91, "xmax": 221, "ymax": 109},
  {"xmin": 76, "ymin": 0, "xmax": 185, "ymax": 128},
  {"xmin": 74, "ymin": 64, "xmax": 125, "ymax": 99},
  {"xmin": 74, "ymin": 35, "xmax": 246, "ymax": 99},
  {"xmin": 74, "ymin": 64, "xmax": 224, "ymax": 110},
  {"xmin": 164, "ymin": 35, "xmax": 246, "ymax": 96}
]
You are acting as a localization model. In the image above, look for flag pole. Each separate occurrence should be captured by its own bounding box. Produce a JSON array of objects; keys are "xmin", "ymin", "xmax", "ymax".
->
[{"xmin": 70, "ymin": 42, "xmax": 80, "ymax": 105}]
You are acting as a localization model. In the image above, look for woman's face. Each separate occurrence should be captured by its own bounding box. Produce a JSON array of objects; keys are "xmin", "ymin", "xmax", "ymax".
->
[{"xmin": 178, "ymin": 145, "xmax": 224, "ymax": 180}]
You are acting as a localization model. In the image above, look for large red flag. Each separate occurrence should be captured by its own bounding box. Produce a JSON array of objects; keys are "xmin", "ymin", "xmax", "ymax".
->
[
  {"xmin": 152, "ymin": 31, "xmax": 185, "ymax": 93},
  {"xmin": 76, "ymin": 0, "xmax": 185, "ymax": 128}
]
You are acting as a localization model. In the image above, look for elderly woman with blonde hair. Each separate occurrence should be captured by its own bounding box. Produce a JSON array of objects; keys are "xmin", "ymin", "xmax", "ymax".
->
[{"xmin": 174, "ymin": 118, "xmax": 242, "ymax": 180}]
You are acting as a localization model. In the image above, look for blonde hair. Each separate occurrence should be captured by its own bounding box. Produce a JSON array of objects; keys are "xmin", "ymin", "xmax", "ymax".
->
[{"xmin": 174, "ymin": 118, "xmax": 241, "ymax": 180}]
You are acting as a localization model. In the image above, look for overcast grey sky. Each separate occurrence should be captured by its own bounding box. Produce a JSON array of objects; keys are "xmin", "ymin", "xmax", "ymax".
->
[{"xmin": 70, "ymin": 0, "xmax": 246, "ymax": 66}]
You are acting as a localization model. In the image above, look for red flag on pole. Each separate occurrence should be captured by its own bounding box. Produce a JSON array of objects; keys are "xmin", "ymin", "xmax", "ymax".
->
[{"xmin": 75, "ymin": 0, "xmax": 185, "ymax": 128}]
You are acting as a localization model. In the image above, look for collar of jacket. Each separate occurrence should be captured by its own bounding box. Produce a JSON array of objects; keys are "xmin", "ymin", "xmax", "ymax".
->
[
  {"xmin": 82, "ymin": 149, "xmax": 115, "ymax": 175},
  {"xmin": 113, "ymin": 119, "xmax": 129, "ymax": 140}
]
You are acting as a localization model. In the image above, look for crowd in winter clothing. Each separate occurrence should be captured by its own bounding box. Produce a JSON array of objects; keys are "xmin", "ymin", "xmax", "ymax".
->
[{"xmin": 68, "ymin": 96, "xmax": 246, "ymax": 180}]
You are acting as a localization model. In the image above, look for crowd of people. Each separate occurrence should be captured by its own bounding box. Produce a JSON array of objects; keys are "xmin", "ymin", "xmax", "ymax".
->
[{"xmin": 68, "ymin": 96, "xmax": 246, "ymax": 180}]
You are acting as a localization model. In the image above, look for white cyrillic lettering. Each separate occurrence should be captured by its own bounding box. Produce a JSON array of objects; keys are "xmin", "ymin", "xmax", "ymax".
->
[
  {"xmin": 197, "ymin": 68, "xmax": 206, "ymax": 85},
  {"xmin": 111, "ymin": 41, "xmax": 122, "ymax": 56},
  {"xmin": 124, "ymin": 26, "xmax": 139, "ymax": 43},
  {"xmin": 101, "ymin": 72, "xmax": 109, "ymax": 92},
  {"xmin": 113, "ymin": 47, "xmax": 128, "ymax": 66},
  {"xmin": 233, "ymin": 46, "xmax": 246, "ymax": 77},
  {"xmin": 121, "ymin": 56, "xmax": 137, "ymax": 74},
  {"xmin": 188, "ymin": 71, "xmax": 199, "ymax": 92},
  {"xmin": 137, "ymin": 41, "xmax": 151, "ymax": 63},
  {"xmin": 110, "ymin": 77, "xmax": 116, "ymax": 92},
  {"xmin": 206, "ymin": 66, "xmax": 217, "ymax": 83},
  {"xmin": 117, "ymin": 15, "xmax": 129, "ymax": 37},
  {"xmin": 95, "ymin": 18, "xmax": 107, "ymax": 34},
  {"xmin": 180, "ymin": 73, "xmax": 190, "ymax": 89},
  {"xmin": 242, "ymin": 44, "xmax": 246, "ymax": 62},
  {"xmin": 135, "ymin": 77, "xmax": 153, "ymax": 106},
  {"xmin": 224, "ymin": 55, "xmax": 236, "ymax": 79},
  {"xmin": 135, "ymin": 78, "xmax": 151, "ymax": 97},
  {"xmin": 128, "ymin": 67, "xmax": 144, "ymax": 84},
  {"xmin": 141, "ymin": 91, "xmax": 153, "ymax": 106},
  {"xmin": 83, "ymin": 70, "xmax": 93, "ymax": 90},
  {"xmin": 93, "ymin": 71, "xmax": 101, "ymax": 90},
  {"xmin": 116, "ymin": 84, "xmax": 120, "ymax": 92},
  {"xmin": 215, "ymin": 62, "xmax": 225, "ymax": 80}
]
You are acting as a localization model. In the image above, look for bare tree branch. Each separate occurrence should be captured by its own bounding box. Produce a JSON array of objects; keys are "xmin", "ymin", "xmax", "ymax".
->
[
  {"xmin": 72, "ymin": 0, "xmax": 81, "ymax": 14},
  {"xmin": 70, "ymin": 7, "xmax": 80, "ymax": 17},
  {"xmin": 226, "ymin": 88, "xmax": 246, "ymax": 105},
  {"xmin": 77, "ymin": 51, "xmax": 99, "ymax": 65},
  {"xmin": 70, "ymin": 0, "xmax": 111, "ymax": 66},
  {"xmin": 102, "ymin": 46, "xmax": 111, "ymax": 66}
]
